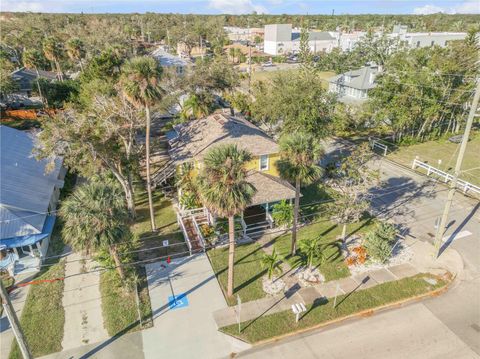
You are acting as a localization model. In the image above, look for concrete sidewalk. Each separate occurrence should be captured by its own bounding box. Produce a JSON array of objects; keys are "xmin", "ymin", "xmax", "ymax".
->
[
  {"xmin": 61, "ymin": 251, "xmax": 108, "ymax": 350},
  {"xmin": 213, "ymin": 237, "xmax": 460, "ymax": 329}
]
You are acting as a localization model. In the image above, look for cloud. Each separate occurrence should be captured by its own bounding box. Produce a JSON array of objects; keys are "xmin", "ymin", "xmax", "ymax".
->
[
  {"xmin": 208, "ymin": 0, "xmax": 268, "ymax": 14},
  {"xmin": 413, "ymin": 1, "xmax": 479, "ymax": 15},
  {"xmin": 1, "ymin": 1, "xmax": 53, "ymax": 12},
  {"xmin": 413, "ymin": 4, "xmax": 445, "ymax": 14}
]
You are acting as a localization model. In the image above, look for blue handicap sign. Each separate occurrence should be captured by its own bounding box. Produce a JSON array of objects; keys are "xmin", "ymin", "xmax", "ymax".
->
[{"xmin": 168, "ymin": 293, "xmax": 189, "ymax": 310}]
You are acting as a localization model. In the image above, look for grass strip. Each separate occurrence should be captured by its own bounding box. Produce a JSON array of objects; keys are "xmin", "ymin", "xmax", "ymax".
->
[
  {"xmin": 220, "ymin": 273, "xmax": 446, "ymax": 343},
  {"xmin": 9, "ymin": 262, "xmax": 66, "ymax": 359}
]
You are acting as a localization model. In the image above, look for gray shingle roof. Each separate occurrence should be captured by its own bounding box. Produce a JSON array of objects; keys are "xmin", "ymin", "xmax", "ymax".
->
[
  {"xmin": 247, "ymin": 171, "xmax": 297, "ymax": 205},
  {"xmin": 169, "ymin": 114, "xmax": 279, "ymax": 163},
  {"xmin": 11, "ymin": 67, "xmax": 58, "ymax": 81},
  {"xmin": 0, "ymin": 126, "xmax": 63, "ymax": 239},
  {"xmin": 329, "ymin": 65, "xmax": 379, "ymax": 91}
]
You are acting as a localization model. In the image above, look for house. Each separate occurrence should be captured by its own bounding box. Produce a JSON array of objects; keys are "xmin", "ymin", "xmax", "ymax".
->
[
  {"xmin": 151, "ymin": 47, "xmax": 190, "ymax": 75},
  {"xmin": 335, "ymin": 31, "xmax": 367, "ymax": 52},
  {"xmin": 264, "ymin": 24, "xmax": 337, "ymax": 55},
  {"xmin": 163, "ymin": 113, "xmax": 297, "ymax": 247},
  {"xmin": 328, "ymin": 64, "xmax": 381, "ymax": 104},
  {"xmin": 224, "ymin": 26, "xmax": 264, "ymax": 43},
  {"xmin": 391, "ymin": 24, "xmax": 466, "ymax": 48},
  {"xmin": 11, "ymin": 67, "xmax": 58, "ymax": 96},
  {"xmin": 0, "ymin": 126, "xmax": 65, "ymax": 279}
]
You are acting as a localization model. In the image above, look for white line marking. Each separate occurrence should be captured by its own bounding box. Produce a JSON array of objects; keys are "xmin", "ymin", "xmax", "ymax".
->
[{"xmin": 442, "ymin": 230, "xmax": 473, "ymax": 242}]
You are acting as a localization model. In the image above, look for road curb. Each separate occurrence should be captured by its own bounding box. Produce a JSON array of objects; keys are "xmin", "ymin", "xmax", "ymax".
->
[{"xmin": 228, "ymin": 272, "xmax": 454, "ymax": 349}]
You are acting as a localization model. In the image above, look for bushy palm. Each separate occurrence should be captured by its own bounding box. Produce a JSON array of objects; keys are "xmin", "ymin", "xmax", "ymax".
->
[
  {"xmin": 276, "ymin": 133, "xmax": 323, "ymax": 255},
  {"xmin": 120, "ymin": 56, "xmax": 163, "ymax": 231},
  {"xmin": 261, "ymin": 248, "xmax": 283, "ymax": 280},
  {"xmin": 66, "ymin": 38, "xmax": 85, "ymax": 71},
  {"xmin": 198, "ymin": 144, "xmax": 256, "ymax": 296},
  {"xmin": 43, "ymin": 36, "xmax": 63, "ymax": 81},
  {"xmin": 298, "ymin": 237, "xmax": 324, "ymax": 270},
  {"xmin": 60, "ymin": 180, "xmax": 131, "ymax": 280}
]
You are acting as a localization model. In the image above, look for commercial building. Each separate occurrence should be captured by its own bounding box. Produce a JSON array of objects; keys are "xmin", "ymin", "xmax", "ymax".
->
[
  {"xmin": 391, "ymin": 24, "xmax": 466, "ymax": 48},
  {"xmin": 263, "ymin": 24, "xmax": 336, "ymax": 55}
]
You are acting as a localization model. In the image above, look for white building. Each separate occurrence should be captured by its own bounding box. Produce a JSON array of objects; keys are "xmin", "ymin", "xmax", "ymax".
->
[
  {"xmin": 328, "ymin": 64, "xmax": 381, "ymax": 104},
  {"xmin": 264, "ymin": 24, "xmax": 337, "ymax": 55},
  {"xmin": 151, "ymin": 46, "xmax": 190, "ymax": 75},
  {"xmin": 337, "ymin": 31, "xmax": 367, "ymax": 52},
  {"xmin": 391, "ymin": 24, "xmax": 466, "ymax": 48}
]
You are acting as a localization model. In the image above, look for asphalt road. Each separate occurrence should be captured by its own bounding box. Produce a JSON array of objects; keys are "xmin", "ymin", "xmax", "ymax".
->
[{"xmin": 237, "ymin": 150, "xmax": 480, "ymax": 359}]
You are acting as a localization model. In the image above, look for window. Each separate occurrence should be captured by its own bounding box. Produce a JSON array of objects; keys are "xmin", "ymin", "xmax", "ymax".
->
[
  {"xmin": 431, "ymin": 40, "xmax": 435, "ymax": 46},
  {"xmin": 416, "ymin": 41, "xmax": 421, "ymax": 48},
  {"xmin": 259, "ymin": 155, "xmax": 269, "ymax": 171}
]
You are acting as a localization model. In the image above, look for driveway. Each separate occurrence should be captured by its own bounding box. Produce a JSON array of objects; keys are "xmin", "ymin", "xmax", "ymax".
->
[{"xmin": 142, "ymin": 254, "xmax": 247, "ymax": 359}]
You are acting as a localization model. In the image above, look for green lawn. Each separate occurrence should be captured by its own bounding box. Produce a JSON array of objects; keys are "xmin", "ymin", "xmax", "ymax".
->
[
  {"xmin": 220, "ymin": 273, "xmax": 447, "ymax": 343},
  {"xmin": 385, "ymin": 131, "xmax": 480, "ymax": 186},
  {"xmin": 99, "ymin": 270, "xmax": 152, "ymax": 336},
  {"xmin": 273, "ymin": 216, "xmax": 374, "ymax": 282},
  {"xmin": 9, "ymin": 262, "xmax": 66, "ymax": 359},
  {"xmin": 207, "ymin": 242, "xmax": 267, "ymax": 306},
  {"xmin": 99, "ymin": 186, "xmax": 182, "ymax": 336}
]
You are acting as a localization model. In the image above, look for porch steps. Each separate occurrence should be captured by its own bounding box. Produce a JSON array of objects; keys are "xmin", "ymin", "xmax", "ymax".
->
[
  {"xmin": 245, "ymin": 221, "xmax": 270, "ymax": 239},
  {"xmin": 182, "ymin": 217, "xmax": 204, "ymax": 252}
]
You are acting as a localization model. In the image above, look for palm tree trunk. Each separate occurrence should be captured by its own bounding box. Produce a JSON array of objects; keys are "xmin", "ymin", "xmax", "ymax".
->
[
  {"xmin": 34, "ymin": 67, "xmax": 46, "ymax": 108},
  {"xmin": 227, "ymin": 215, "xmax": 235, "ymax": 297},
  {"xmin": 110, "ymin": 246, "xmax": 126, "ymax": 281},
  {"xmin": 145, "ymin": 105, "xmax": 157, "ymax": 231},
  {"xmin": 291, "ymin": 178, "xmax": 301, "ymax": 256},
  {"xmin": 55, "ymin": 59, "xmax": 63, "ymax": 81}
]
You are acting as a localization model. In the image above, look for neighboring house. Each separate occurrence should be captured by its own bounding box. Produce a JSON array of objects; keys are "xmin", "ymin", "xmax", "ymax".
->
[
  {"xmin": 335, "ymin": 31, "xmax": 367, "ymax": 52},
  {"xmin": 224, "ymin": 26, "xmax": 264, "ymax": 42},
  {"xmin": 11, "ymin": 67, "xmax": 58, "ymax": 96},
  {"xmin": 264, "ymin": 24, "xmax": 337, "ymax": 55},
  {"xmin": 0, "ymin": 126, "xmax": 65, "ymax": 279},
  {"xmin": 391, "ymin": 24, "xmax": 466, "ymax": 48},
  {"xmin": 151, "ymin": 47, "xmax": 190, "ymax": 75},
  {"xmin": 163, "ymin": 113, "xmax": 297, "ymax": 245},
  {"xmin": 328, "ymin": 64, "xmax": 380, "ymax": 104}
]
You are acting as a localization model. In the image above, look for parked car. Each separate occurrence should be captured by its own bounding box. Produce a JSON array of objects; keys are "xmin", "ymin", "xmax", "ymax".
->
[{"xmin": 262, "ymin": 61, "xmax": 274, "ymax": 67}]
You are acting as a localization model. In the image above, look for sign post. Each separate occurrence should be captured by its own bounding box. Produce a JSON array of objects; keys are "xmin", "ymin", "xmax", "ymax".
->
[
  {"xmin": 236, "ymin": 295, "xmax": 242, "ymax": 333},
  {"xmin": 333, "ymin": 283, "xmax": 340, "ymax": 308}
]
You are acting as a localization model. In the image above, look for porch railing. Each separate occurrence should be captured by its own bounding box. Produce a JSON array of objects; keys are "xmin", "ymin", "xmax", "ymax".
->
[
  {"xmin": 192, "ymin": 216, "xmax": 206, "ymax": 251},
  {"xmin": 177, "ymin": 213, "xmax": 192, "ymax": 256}
]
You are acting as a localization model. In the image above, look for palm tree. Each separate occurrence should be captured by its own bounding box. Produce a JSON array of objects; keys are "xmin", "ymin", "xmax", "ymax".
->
[
  {"xmin": 261, "ymin": 248, "xmax": 283, "ymax": 280},
  {"xmin": 60, "ymin": 180, "xmax": 130, "ymax": 280},
  {"xmin": 42, "ymin": 37, "xmax": 63, "ymax": 81},
  {"xmin": 298, "ymin": 237, "xmax": 324, "ymax": 270},
  {"xmin": 198, "ymin": 144, "xmax": 256, "ymax": 297},
  {"xmin": 66, "ymin": 38, "xmax": 85, "ymax": 71},
  {"xmin": 22, "ymin": 49, "xmax": 47, "ymax": 107},
  {"xmin": 276, "ymin": 133, "xmax": 323, "ymax": 255},
  {"xmin": 181, "ymin": 93, "xmax": 210, "ymax": 120},
  {"xmin": 120, "ymin": 56, "xmax": 163, "ymax": 231}
]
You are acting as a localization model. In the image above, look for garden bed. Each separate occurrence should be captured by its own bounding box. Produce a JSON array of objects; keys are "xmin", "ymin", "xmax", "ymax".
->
[{"xmin": 220, "ymin": 273, "xmax": 448, "ymax": 344}]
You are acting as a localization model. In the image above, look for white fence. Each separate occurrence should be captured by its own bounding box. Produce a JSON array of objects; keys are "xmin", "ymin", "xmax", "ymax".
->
[
  {"xmin": 369, "ymin": 138, "xmax": 388, "ymax": 156},
  {"xmin": 412, "ymin": 158, "xmax": 480, "ymax": 196},
  {"xmin": 177, "ymin": 213, "xmax": 193, "ymax": 256}
]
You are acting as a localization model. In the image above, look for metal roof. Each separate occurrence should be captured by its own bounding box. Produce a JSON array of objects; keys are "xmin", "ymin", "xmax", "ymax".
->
[
  {"xmin": 328, "ymin": 65, "xmax": 380, "ymax": 91},
  {"xmin": 0, "ymin": 126, "xmax": 63, "ymax": 239},
  {"xmin": 151, "ymin": 48, "xmax": 189, "ymax": 68}
]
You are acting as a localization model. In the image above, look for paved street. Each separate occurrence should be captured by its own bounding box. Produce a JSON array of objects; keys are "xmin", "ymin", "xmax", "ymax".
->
[{"xmin": 237, "ymin": 148, "xmax": 480, "ymax": 359}]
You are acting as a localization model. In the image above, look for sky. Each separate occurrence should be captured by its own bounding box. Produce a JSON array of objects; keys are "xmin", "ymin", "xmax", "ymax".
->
[{"xmin": 1, "ymin": 0, "xmax": 479, "ymax": 15}]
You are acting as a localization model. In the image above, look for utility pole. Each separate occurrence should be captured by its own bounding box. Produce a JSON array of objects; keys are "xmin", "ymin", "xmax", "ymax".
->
[
  {"xmin": 0, "ymin": 281, "xmax": 32, "ymax": 359},
  {"xmin": 433, "ymin": 78, "xmax": 480, "ymax": 257},
  {"xmin": 248, "ymin": 19, "xmax": 252, "ymax": 93}
]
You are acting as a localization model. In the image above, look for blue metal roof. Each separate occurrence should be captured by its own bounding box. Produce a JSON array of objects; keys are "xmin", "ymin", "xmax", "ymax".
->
[
  {"xmin": 0, "ymin": 126, "xmax": 63, "ymax": 239},
  {"xmin": 1, "ymin": 215, "xmax": 56, "ymax": 249}
]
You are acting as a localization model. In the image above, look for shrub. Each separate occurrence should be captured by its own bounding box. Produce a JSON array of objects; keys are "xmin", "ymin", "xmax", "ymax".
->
[
  {"xmin": 364, "ymin": 222, "xmax": 398, "ymax": 263},
  {"xmin": 272, "ymin": 200, "xmax": 293, "ymax": 227}
]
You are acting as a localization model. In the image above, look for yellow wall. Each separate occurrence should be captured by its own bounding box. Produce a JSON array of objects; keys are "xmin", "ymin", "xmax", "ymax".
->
[{"xmin": 178, "ymin": 153, "xmax": 281, "ymax": 178}]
